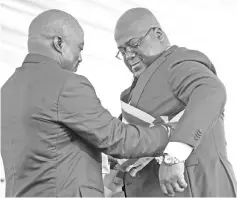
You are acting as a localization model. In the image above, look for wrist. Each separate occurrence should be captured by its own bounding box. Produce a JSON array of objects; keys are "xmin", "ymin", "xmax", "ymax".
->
[
  {"xmin": 161, "ymin": 153, "xmax": 185, "ymax": 166},
  {"xmin": 164, "ymin": 142, "xmax": 193, "ymax": 162}
]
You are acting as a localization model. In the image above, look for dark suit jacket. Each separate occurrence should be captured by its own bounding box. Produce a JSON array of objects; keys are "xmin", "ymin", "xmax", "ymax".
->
[
  {"xmin": 1, "ymin": 54, "xmax": 169, "ymax": 197},
  {"xmin": 121, "ymin": 46, "xmax": 237, "ymax": 197}
]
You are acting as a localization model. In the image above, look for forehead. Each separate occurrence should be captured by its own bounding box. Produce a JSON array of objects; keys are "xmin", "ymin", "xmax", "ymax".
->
[
  {"xmin": 70, "ymin": 27, "xmax": 84, "ymax": 45},
  {"xmin": 115, "ymin": 28, "xmax": 148, "ymax": 48},
  {"xmin": 114, "ymin": 8, "xmax": 159, "ymax": 48}
]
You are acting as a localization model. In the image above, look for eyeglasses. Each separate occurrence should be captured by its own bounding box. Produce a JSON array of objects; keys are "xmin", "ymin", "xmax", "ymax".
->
[{"xmin": 115, "ymin": 28, "xmax": 153, "ymax": 60}]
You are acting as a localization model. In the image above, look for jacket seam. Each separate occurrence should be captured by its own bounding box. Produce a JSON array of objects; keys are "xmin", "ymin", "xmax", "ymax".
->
[
  {"xmin": 212, "ymin": 116, "xmax": 236, "ymax": 196},
  {"xmin": 217, "ymin": 153, "xmax": 237, "ymax": 196},
  {"xmin": 184, "ymin": 164, "xmax": 194, "ymax": 197},
  {"xmin": 167, "ymin": 61, "xmax": 189, "ymax": 106},
  {"xmin": 56, "ymin": 74, "xmax": 110, "ymax": 147},
  {"xmin": 12, "ymin": 161, "xmax": 15, "ymax": 196},
  {"xmin": 56, "ymin": 74, "xmax": 75, "ymax": 122},
  {"xmin": 55, "ymin": 73, "xmax": 74, "ymax": 196}
]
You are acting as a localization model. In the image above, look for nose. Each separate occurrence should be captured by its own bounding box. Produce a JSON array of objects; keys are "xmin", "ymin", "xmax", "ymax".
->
[
  {"xmin": 125, "ymin": 51, "xmax": 135, "ymax": 60},
  {"xmin": 78, "ymin": 52, "xmax": 82, "ymax": 63}
]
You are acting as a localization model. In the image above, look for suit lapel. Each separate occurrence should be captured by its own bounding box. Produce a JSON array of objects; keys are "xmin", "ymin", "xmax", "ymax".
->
[
  {"xmin": 130, "ymin": 46, "xmax": 178, "ymax": 107},
  {"xmin": 130, "ymin": 56, "xmax": 166, "ymax": 107},
  {"xmin": 120, "ymin": 77, "xmax": 138, "ymax": 103}
]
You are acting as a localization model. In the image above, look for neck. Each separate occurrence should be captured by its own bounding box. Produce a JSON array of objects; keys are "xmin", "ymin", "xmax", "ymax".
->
[
  {"xmin": 28, "ymin": 39, "xmax": 62, "ymax": 67},
  {"xmin": 146, "ymin": 43, "xmax": 171, "ymax": 69}
]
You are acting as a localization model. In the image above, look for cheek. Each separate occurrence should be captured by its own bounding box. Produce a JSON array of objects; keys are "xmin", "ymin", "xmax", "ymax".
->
[
  {"xmin": 62, "ymin": 47, "xmax": 71, "ymax": 60},
  {"xmin": 147, "ymin": 48, "xmax": 155, "ymax": 56},
  {"xmin": 140, "ymin": 44, "xmax": 158, "ymax": 56},
  {"xmin": 61, "ymin": 47, "xmax": 79, "ymax": 71},
  {"xmin": 71, "ymin": 47, "xmax": 80, "ymax": 62},
  {"xmin": 63, "ymin": 47, "xmax": 78, "ymax": 62},
  {"xmin": 124, "ymin": 60, "xmax": 133, "ymax": 71}
]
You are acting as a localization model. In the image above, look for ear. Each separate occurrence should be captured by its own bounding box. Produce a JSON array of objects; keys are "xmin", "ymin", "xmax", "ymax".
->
[
  {"xmin": 154, "ymin": 27, "xmax": 165, "ymax": 42},
  {"xmin": 53, "ymin": 36, "xmax": 64, "ymax": 52}
]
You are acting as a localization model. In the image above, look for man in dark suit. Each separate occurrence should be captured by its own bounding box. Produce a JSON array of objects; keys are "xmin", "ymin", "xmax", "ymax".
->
[
  {"xmin": 113, "ymin": 7, "xmax": 237, "ymax": 197},
  {"xmin": 0, "ymin": 9, "xmax": 172, "ymax": 197}
]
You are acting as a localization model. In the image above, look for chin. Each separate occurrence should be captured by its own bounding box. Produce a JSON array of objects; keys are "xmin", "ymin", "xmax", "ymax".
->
[
  {"xmin": 73, "ymin": 65, "xmax": 79, "ymax": 73},
  {"xmin": 134, "ymin": 72, "xmax": 142, "ymax": 78},
  {"xmin": 134, "ymin": 68, "xmax": 146, "ymax": 78}
]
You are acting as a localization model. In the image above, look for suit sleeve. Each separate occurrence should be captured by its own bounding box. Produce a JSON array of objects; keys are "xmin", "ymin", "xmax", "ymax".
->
[
  {"xmin": 58, "ymin": 74, "xmax": 168, "ymax": 159},
  {"xmin": 168, "ymin": 61, "xmax": 226, "ymax": 149}
]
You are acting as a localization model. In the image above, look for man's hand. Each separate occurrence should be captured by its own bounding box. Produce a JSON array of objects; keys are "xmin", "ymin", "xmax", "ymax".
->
[
  {"xmin": 159, "ymin": 162, "xmax": 187, "ymax": 196},
  {"xmin": 103, "ymin": 169, "xmax": 124, "ymax": 197}
]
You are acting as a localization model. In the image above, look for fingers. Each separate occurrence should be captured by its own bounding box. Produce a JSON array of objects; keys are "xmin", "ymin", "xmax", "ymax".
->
[
  {"xmin": 127, "ymin": 157, "xmax": 153, "ymax": 177},
  {"xmin": 171, "ymin": 181, "xmax": 185, "ymax": 192},
  {"xmin": 177, "ymin": 175, "xmax": 188, "ymax": 188},
  {"xmin": 171, "ymin": 174, "xmax": 187, "ymax": 193},
  {"xmin": 160, "ymin": 181, "xmax": 175, "ymax": 197},
  {"xmin": 129, "ymin": 168, "xmax": 139, "ymax": 177},
  {"xmin": 160, "ymin": 176, "xmax": 187, "ymax": 196},
  {"xmin": 160, "ymin": 183, "xmax": 168, "ymax": 195},
  {"xmin": 167, "ymin": 122, "xmax": 177, "ymax": 130},
  {"xmin": 159, "ymin": 162, "xmax": 187, "ymax": 196},
  {"xmin": 165, "ymin": 182, "xmax": 175, "ymax": 196}
]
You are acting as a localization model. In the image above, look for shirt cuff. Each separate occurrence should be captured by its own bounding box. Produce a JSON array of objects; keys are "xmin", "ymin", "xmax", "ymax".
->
[{"xmin": 164, "ymin": 142, "xmax": 193, "ymax": 161}]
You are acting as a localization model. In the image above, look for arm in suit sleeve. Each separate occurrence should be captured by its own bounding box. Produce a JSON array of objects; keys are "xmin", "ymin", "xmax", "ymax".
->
[
  {"xmin": 58, "ymin": 74, "xmax": 168, "ymax": 159},
  {"xmin": 168, "ymin": 61, "xmax": 226, "ymax": 150}
]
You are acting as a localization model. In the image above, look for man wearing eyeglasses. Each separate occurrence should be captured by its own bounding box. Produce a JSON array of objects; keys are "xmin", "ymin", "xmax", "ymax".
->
[
  {"xmin": 1, "ymin": 9, "xmax": 175, "ymax": 197},
  {"xmin": 110, "ymin": 7, "xmax": 237, "ymax": 197}
]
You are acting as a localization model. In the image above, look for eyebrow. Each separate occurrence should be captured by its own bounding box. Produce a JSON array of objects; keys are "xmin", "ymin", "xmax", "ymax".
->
[
  {"xmin": 121, "ymin": 37, "xmax": 141, "ymax": 48},
  {"xmin": 117, "ymin": 40, "xmax": 134, "ymax": 49}
]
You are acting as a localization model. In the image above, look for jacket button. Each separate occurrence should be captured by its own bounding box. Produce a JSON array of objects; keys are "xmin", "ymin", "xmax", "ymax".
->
[
  {"xmin": 198, "ymin": 129, "xmax": 203, "ymax": 134},
  {"xmin": 194, "ymin": 135, "xmax": 199, "ymax": 140}
]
